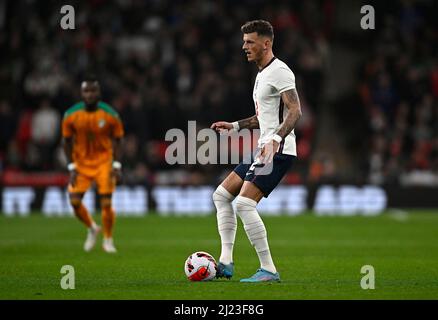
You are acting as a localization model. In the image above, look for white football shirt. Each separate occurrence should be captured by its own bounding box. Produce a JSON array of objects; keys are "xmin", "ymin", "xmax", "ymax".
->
[{"xmin": 253, "ymin": 57, "xmax": 297, "ymax": 156}]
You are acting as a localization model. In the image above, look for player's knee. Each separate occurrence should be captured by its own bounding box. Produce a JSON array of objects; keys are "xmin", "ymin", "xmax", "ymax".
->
[
  {"xmin": 100, "ymin": 197, "xmax": 112, "ymax": 209},
  {"xmin": 69, "ymin": 197, "xmax": 82, "ymax": 208},
  {"xmin": 213, "ymin": 185, "xmax": 235, "ymax": 204},
  {"xmin": 235, "ymin": 195, "xmax": 257, "ymax": 217}
]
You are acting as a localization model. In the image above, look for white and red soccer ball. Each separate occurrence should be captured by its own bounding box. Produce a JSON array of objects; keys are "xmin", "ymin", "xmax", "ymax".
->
[{"xmin": 184, "ymin": 251, "xmax": 217, "ymax": 281}]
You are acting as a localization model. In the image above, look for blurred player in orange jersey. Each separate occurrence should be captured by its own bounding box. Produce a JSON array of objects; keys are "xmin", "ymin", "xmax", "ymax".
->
[{"xmin": 62, "ymin": 76, "xmax": 124, "ymax": 253}]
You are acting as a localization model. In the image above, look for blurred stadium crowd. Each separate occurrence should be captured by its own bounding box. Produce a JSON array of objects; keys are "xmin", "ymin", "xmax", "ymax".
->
[
  {"xmin": 0, "ymin": 0, "xmax": 437, "ymax": 187},
  {"xmin": 358, "ymin": 0, "xmax": 438, "ymax": 186}
]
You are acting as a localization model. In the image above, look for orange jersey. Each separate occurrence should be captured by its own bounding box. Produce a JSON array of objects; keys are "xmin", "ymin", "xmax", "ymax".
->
[{"xmin": 62, "ymin": 101, "xmax": 124, "ymax": 174}]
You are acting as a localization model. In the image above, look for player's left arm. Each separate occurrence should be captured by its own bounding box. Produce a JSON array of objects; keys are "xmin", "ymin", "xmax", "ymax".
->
[
  {"xmin": 276, "ymin": 88, "xmax": 302, "ymax": 139},
  {"xmin": 260, "ymin": 88, "xmax": 302, "ymax": 163},
  {"xmin": 111, "ymin": 137, "xmax": 123, "ymax": 184},
  {"xmin": 111, "ymin": 116, "xmax": 124, "ymax": 184},
  {"xmin": 112, "ymin": 137, "xmax": 123, "ymax": 164}
]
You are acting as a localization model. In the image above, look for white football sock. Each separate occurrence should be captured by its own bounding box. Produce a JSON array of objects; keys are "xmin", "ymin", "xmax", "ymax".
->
[
  {"xmin": 213, "ymin": 185, "xmax": 236, "ymax": 265},
  {"xmin": 235, "ymin": 195, "xmax": 277, "ymax": 274},
  {"xmin": 90, "ymin": 221, "xmax": 98, "ymax": 231}
]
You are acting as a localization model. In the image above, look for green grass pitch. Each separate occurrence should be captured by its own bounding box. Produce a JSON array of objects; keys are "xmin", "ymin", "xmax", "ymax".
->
[{"xmin": 1, "ymin": 211, "xmax": 438, "ymax": 299}]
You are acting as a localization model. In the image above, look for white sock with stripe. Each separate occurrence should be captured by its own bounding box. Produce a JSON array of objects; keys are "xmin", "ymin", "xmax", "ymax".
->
[
  {"xmin": 213, "ymin": 185, "xmax": 236, "ymax": 265},
  {"xmin": 235, "ymin": 195, "xmax": 277, "ymax": 274}
]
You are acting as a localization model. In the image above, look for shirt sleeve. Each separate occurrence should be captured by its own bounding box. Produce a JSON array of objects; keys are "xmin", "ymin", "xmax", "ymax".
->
[
  {"xmin": 62, "ymin": 116, "xmax": 74, "ymax": 138},
  {"xmin": 112, "ymin": 116, "xmax": 124, "ymax": 138},
  {"xmin": 271, "ymin": 67, "xmax": 296, "ymax": 94}
]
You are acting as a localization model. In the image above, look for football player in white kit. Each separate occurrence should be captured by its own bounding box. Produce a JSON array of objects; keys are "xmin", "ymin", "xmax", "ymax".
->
[{"xmin": 211, "ymin": 20, "xmax": 302, "ymax": 282}]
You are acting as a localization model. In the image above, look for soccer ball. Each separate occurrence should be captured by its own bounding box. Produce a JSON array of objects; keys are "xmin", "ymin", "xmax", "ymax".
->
[{"xmin": 184, "ymin": 251, "xmax": 217, "ymax": 281}]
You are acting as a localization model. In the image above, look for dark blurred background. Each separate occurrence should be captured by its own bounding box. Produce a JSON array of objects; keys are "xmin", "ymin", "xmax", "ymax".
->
[{"xmin": 0, "ymin": 0, "xmax": 437, "ymax": 190}]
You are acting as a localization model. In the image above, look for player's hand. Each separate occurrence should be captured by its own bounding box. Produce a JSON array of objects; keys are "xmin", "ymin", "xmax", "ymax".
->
[
  {"xmin": 69, "ymin": 170, "xmax": 78, "ymax": 187},
  {"xmin": 259, "ymin": 140, "xmax": 279, "ymax": 164},
  {"xmin": 112, "ymin": 168, "xmax": 123, "ymax": 185},
  {"xmin": 210, "ymin": 121, "xmax": 234, "ymax": 134}
]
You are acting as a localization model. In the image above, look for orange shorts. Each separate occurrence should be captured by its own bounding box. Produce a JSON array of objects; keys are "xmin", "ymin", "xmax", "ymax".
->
[{"xmin": 68, "ymin": 163, "xmax": 115, "ymax": 195}]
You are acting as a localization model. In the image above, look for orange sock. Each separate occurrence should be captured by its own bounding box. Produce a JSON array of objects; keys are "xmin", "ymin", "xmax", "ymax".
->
[
  {"xmin": 102, "ymin": 207, "xmax": 115, "ymax": 238},
  {"xmin": 74, "ymin": 204, "xmax": 94, "ymax": 228}
]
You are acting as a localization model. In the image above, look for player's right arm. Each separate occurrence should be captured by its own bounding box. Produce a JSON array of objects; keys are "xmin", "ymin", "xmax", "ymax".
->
[
  {"xmin": 63, "ymin": 137, "xmax": 77, "ymax": 187},
  {"xmin": 237, "ymin": 115, "xmax": 259, "ymax": 129},
  {"xmin": 62, "ymin": 114, "xmax": 78, "ymax": 187},
  {"xmin": 210, "ymin": 115, "xmax": 259, "ymax": 133}
]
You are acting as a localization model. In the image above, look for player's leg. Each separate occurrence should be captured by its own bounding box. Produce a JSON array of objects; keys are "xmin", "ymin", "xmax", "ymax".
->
[
  {"xmin": 236, "ymin": 153, "xmax": 295, "ymax": 282},
  {"xmin": 213, "ymin": 171, "xmax": 244, "ymax": 278},
  {"xmin": 96, "ymin": 165, "xmax": 117, "ymax": 253},
  {"xmin": 68, "ymin": 174, "xmax": 101, "ymax": 252},
  {"xmin": 69, "ymin": 193, "xmax": 94, "ymax": 227},
  {"xmin": 236, "ymin": 181, "xmax": 280, "ymax": 282},
  {"xmin": 100, "ymin": 194, "xmax": 117, "ymax": 253}
]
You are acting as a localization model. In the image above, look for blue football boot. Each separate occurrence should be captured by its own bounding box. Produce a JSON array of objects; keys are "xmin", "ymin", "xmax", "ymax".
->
[
  {"xmin": 216, "ymin": 262, "xmax": 234, "ymax": 279},
  {"xmin": 240, "ymin": 268, "xmax": 280, "ymax": 283}
]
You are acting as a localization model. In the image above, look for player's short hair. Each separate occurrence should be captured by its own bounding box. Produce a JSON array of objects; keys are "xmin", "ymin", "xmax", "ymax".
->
[
  {"xmin": 241, "ymin": 20, "xmax": 274, "ymax": 40},
  {"xmin": 82, "ymin": 74, "xmax": 99, "ymax": 84}
]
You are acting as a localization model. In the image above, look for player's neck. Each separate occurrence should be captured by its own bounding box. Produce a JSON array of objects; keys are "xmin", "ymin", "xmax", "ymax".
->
[
  {"xmin": 84, "ymin": 102, "xmax": 98, "ymax": 111},
  {"xmin": 257, "ymin": 52, "xmax": 275, "ymax": 70}
]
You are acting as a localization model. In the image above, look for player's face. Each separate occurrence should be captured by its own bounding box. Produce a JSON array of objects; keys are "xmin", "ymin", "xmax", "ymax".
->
[
  {"xmin": 242, "ymin": 32, "xmax": 265, "ymax": 62},
  {"xmin": 81, "ymin": 81, "xmax": 100, "ymax": 106}
]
